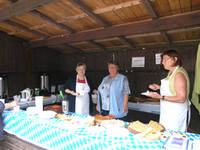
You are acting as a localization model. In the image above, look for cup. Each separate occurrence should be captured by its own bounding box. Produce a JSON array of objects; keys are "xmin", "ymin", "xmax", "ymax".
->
[
  {"xmin": 92, "ymin": 94, "xmax": 98, "ymax": 104},
  {"xmin": 35, "ymin": 96, "xmax": 43, "ymax": 113},
  {"xmin": 34, "ymin": 88, "xmax": 40, "ymax": 96},
  {"xmin": 62, "ymin": 100, "xmax": 69, "ymax": 114}
]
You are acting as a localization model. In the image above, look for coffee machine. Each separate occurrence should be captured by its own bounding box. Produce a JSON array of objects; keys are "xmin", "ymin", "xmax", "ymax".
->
[
  {"xmin": 40, "ymin": 74, "xmax": 50, "ymax": 96},
  {"xmin": 0, "ymin": 75, "xmax": 8, "ymax": 101}
]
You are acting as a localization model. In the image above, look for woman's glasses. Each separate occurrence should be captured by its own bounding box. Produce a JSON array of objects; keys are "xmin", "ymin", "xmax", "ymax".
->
[{"xmin": 162, "ymin": 57, "xmax": 172, "ymax": 62}]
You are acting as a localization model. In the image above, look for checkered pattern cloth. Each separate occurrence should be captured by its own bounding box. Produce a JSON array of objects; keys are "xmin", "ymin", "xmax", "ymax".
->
[{"xmin": 2, "ymin": 111, "xmax": 200, "ymax": 150}]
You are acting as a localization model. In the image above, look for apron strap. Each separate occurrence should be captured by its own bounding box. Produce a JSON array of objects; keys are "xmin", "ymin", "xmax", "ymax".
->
[{"xmin": 186, "ymin": 100, "xmax": 191, "ymax": 130}]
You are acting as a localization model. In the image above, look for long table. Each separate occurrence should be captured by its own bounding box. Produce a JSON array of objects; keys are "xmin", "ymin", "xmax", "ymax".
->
[
  {"xmin": 18, "ymin": 95, "xmax": 61, "ymax": 110},
  {"xmin": 128, "ymin": 102, "xmax": 160, "ymax": 114},
  {"xmin": 2, "ymin": 111, "xmax": 200, "ymax": 150}
]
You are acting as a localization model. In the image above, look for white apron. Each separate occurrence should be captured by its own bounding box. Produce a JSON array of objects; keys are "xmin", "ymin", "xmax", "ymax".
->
[
  {"xmin": 160, "ymin": 66, "xmax": 189, "ymax": 132},
  {"xmin": 75, "ymin": 76, "xmax": 90, "ymax": 115}
]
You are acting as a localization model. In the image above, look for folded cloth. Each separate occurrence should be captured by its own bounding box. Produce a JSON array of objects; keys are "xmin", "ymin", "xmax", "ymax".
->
[{"xmin": 191, "ymin": 43, "xmax": 200, "ymax": 113}]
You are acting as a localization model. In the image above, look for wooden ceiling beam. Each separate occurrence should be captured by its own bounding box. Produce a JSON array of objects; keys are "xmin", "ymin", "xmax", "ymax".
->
[
  {"xmin": 141, "ymin": 0, "xmax": 158, "ymax": 18},
  {"xmin": 126, "ymin": 27, "xmax": 200, "ymax": 39},
  {"xmin": 141, "ymin": 0, "xmax": 171, "ymax": 43},
  {"xmin": 119, "ymin": 36, "xmax": 135, "ymax": 48},
  {"xmin": 88, "ymin": 40, "xmax": 107, "ymax": 51},
  {"xmin": 4, "ymin": 20, "xmax": 48, "ymax": 39},
  {"xmin": 30, "ymin": 11, "xmax": 200, "ymax": 47},
  {"xmin": 3, "ymin": 0, "xmax": 18, "ymax": 3},
  {"xmin": 4, "ymin": 0, "xmax": 144, "ymax": 33},
  {"xmin": 126, "ymin": 32, "xmax": 160, "ymax": 38},
  {"xmin": 68, "ymin": 0, "xmax": 109, "ymax": 27},
  {"xmin": 173, "ymin": 39, "xmax": 200, "ymax": 44},
  {"xmin": 30, "ymin": 10, "xmax": 75, "ymax": 33},
  {"xmin": 0, "ymin": 0, "xmax": 59, "ymax": 22},
  {"xmin": 160, "ymin": 31, "xmax": 171, "ymax": 44},
  {"xmin": 58, "ymin": 0, "xmax": 145, "ymax": 24},
  {"xmin": 167, "ymin": 27, "xmax": 200, "ymax": 34},
  {"xmin": 63, "ymin": 43, "xmax": 84, "ymax": 54},
  {"xmin": 91, "ymin": 37, "xmax": 120, "ymax": 42}
]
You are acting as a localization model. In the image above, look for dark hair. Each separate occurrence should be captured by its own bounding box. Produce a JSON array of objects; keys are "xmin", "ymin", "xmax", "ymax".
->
[
  {"xmin": 76, "ymin": 62, "xmax": 86, "ymax": 70},
  {"xmin": 161, "ymin": 50, "xmax": 182, "ymax": 66},
  {"xmin": 107, "ymin": 60, "xmax": 119, "ymax": 67},
  {"xmin": 108, "ymin": 60, "xmax": 119, "ymax": 70}
]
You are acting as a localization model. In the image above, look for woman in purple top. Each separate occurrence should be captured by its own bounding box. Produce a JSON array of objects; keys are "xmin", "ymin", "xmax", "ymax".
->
[{"xmin": 0, "ymin": 101, "xmax": 17, "ymax": 141}]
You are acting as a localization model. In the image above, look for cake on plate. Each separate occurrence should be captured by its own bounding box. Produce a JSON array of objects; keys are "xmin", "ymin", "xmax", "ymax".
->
[
  {"xmin": 94, "ymin": 114, "xmax": 115, "ymax": 124},
  {"xmin": 147, "ymin": 120, "xmax": 165, "ymax": 132},
  {"xmin": 101, "ymin": 119, "xmax": 125, "ymax": 129},
  {"xmin": 128, "ymin": 120, "xmax": 148, "ymax": 134},
  {"xmin": 55, "ymin": 114, "xmax": 73, "ymax": 121}
]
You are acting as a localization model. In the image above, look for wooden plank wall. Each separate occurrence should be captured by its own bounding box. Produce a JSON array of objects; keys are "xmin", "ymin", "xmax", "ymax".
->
[
  {"xmin": 0, "ymin": 32, "xmax": 61, "ymax": 98},
  {"xmin": 30, "ymin": 47, "xmax": 61, "ymax": 89},
  {"xmin": 0, "ymin": 30, "xmax": 198, "ymax": 99},
  {"xmin": 0, "ymin": 32, "xmax": 26, "ymax": 98},
  {"xmin": 61, "ymin": 45, "xmax": 197, "ymax": 97}
]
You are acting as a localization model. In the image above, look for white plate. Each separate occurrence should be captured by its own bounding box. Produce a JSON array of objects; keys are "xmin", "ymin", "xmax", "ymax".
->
[
  {"xmin": 141, "ymin": 92, "xmax": 151, "ymax": 96},
  {"xmin": 26, "ymin": 107, "xmax": 38, "ymax": 115},
  {"xmin": 39, "ymin": 110, "xmax": 57, "ymax": 119}
]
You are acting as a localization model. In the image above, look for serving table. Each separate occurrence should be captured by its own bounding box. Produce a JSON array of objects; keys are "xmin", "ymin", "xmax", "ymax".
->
[
  {"xmin": 18, "ymin": 95, "xmax": 61, "ymax": 110},
  {"xmin": 2, "ymin": 111, "xmax": 200, "ymax": 150},
  {"xmin": 128, "ymin": 102, "xmax": 160, "ymax": 115}
]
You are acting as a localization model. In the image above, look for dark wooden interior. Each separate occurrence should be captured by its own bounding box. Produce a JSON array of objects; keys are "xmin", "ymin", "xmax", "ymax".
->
[
  {"xmin": 1, "ymin": 31, "xmax": 197, "ymax": 97},
  {"xmin": 0, "ymin": 0, "xmax": 200, "ymax": 133}
]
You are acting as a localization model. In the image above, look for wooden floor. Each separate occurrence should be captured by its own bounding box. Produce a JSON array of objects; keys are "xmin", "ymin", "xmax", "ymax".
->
[{"xmin": 0, "ymin": 132, "xmax": 46, "ymax": 150}]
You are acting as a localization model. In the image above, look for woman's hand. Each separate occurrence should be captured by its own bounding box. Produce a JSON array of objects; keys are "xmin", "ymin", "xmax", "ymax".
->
[
  {"xmin": 149, "ymin": 84, "xmax": 160, "ymax": 91},
  {"xmin": 92, "ymin": 89, "xmax": 98, "ymax": 94},
  {"xmin": 10, "ymin": 101, "xmax": 18, "ymax": 108},
  {"xmin": 65, "ymin": 89, "xmax": 78, "ymax": 96},
  {"xmin": 5, "ymin": 101, "xmax": 18, "ymax": 110},
  {"xmin": 123, "ymin": 94, "xmax": 129, "ymax": 112},
  {"xmin": 65, "ymin": 89, "xmax": 71, "ymax": 94},
  {"xmin": 123, "ymin": 104, "xmax": 128, "ymax": 112},
  {"xmin": 149, "ymin": 92, "xmax": 162, "ymax": 99}
]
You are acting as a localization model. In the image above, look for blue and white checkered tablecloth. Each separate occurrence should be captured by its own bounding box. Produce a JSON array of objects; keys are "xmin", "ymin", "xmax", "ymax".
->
[{"xmin": 2, "ymin": 111, "xmax": 200, "ymax": 150}]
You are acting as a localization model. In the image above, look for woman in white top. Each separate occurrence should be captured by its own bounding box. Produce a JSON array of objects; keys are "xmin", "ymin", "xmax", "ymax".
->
[
  {"xmin": 64, "ymin": 63, "xmax": 94, "ymax": 115},
  {"xmin": 148, "ymin": 50, "xmax": 190, "ymax": 132}
]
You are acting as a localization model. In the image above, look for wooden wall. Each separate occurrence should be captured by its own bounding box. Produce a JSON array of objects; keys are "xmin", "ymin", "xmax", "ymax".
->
[
  {"xmin": 0, "ymin": 30, "xmax": 198, "ymax": 100},
  {"xmin": 60, "ymin": 45, "xmax": 197, "ymax": 97},
  {"xmin": 0, "ymin": 32, "xmax": 26, "ymax": 98},
  {"xmin": 0, "ymin": 31, "xmax": 199, "ymax": 132},
  {"xmin": 0, "ymin": 32, "xmax": 61, "ymax": 98},
  {"xmin": 30, "ymin": 47, "xmax": 61, "ymax": 89}
]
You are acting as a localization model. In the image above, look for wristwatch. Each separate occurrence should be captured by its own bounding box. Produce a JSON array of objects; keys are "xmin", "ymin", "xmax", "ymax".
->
[{"xmin": 162, "ymin": 96, "xmax": 165, "ymax": 100}]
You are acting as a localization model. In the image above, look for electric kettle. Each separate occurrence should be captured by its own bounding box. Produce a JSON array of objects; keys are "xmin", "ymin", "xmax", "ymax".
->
[{"xmin": 21, "ymin": 88, "xmax": 33, "ymax": 102}]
